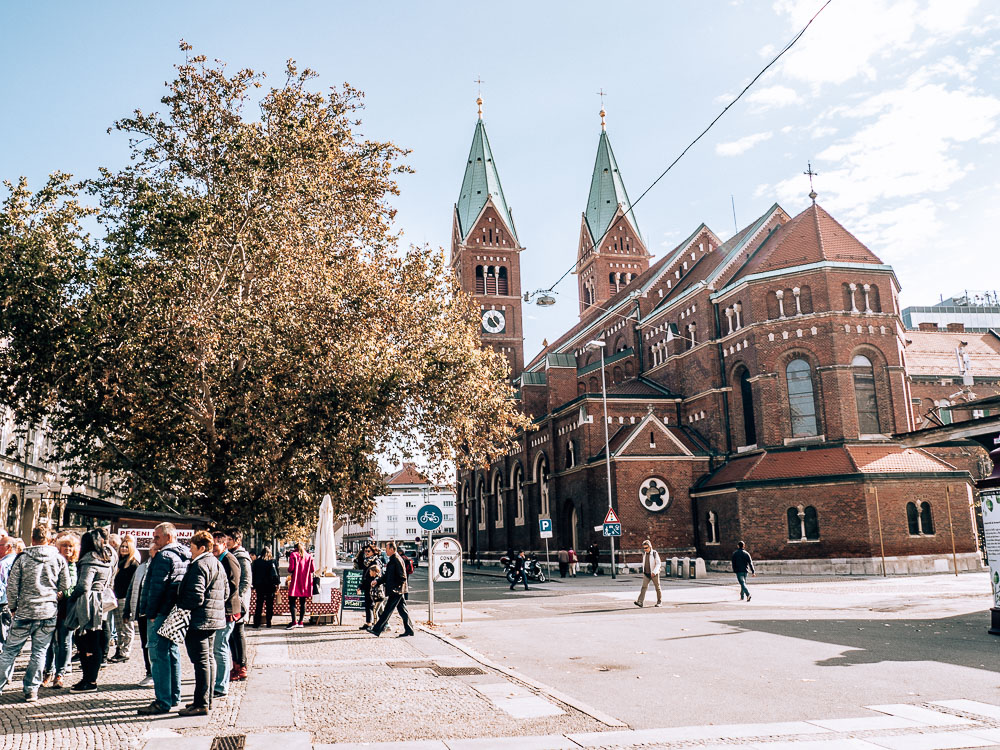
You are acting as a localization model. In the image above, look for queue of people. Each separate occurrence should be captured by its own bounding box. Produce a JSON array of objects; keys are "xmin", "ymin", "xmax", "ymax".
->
[{"xmin": 0, "ymin": 522, "xmax": 259, "ymax": 715}]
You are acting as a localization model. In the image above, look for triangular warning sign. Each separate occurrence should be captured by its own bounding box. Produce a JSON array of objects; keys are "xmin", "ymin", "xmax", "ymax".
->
[{"xmin": 603, "ymin": 507, "xmax": 620, "ymax": 525}]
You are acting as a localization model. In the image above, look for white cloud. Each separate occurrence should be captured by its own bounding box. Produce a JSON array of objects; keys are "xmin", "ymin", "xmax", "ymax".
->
[
  {"xmin": 746, "ymin": 84, "xmax": 801, "ymax": 111},
  {"xmin": 716, "ymin": 131, "xmax": 774, "ymax": 156}
]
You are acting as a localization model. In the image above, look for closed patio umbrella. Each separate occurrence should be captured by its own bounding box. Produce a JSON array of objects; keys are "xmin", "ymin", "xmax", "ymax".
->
[{"xmin": 315, "ymin": 493, "xmax": 338, "ymax": 574}]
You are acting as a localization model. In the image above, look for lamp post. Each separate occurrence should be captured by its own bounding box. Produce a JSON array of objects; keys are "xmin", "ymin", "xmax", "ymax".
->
[{"xmin": 586, "ymin": 339, "xmax": 616, "ymax": 579}]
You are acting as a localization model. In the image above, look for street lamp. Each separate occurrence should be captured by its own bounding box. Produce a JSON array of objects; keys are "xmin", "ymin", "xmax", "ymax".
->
[{"xmin": 586, "ymin": 339, "xmax": 616, "ymax": 579}]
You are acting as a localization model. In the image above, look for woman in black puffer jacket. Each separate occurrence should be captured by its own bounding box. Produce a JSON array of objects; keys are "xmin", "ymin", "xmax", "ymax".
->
[{"xmin": 175, "ymin": 530, "xmax": 226, "ymax": 716}]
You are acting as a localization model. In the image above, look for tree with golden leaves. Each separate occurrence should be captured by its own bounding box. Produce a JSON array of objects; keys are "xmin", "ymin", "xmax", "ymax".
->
[{"xmin": 0, "ymin": 45, "xmax": 526, "ymax": 535}]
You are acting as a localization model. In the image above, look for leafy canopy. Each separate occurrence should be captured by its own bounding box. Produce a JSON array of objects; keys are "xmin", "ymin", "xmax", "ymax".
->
[{"xmin": 0, "ymin": 45, "xmax": 526, "ymax": 535}]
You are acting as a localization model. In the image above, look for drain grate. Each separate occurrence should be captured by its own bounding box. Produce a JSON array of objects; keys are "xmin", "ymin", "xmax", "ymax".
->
[
  {"xmin": 431, "ymin": 665, "xmax": 486, "ymax": 676},
  {"xmin": 386, "ymin": 660, "xmax": 435, "ymax": 669},
  {"xmin": 210, "ymin": 736, "xmax": 246, "ymax": 750}
]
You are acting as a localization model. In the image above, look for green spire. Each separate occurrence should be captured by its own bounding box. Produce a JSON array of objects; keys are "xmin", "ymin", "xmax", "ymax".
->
[
  {"xmin": 456, "ymin": 114, "xmax": 517, "ymax": 243},
  {"xmin": 585, "ymin": 128, "xmax": 640, "ymax": 243}
]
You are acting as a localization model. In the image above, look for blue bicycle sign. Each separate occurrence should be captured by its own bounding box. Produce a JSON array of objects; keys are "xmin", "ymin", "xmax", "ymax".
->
[{"xmin": 418, "ymin": 504, "xmax": 443, "ymax": 531}]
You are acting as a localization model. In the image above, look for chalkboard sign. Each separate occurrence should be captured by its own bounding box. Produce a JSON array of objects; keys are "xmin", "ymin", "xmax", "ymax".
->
[{"xmin": 340, "ymin": 569, "xmax": 366, "ymax": 613}]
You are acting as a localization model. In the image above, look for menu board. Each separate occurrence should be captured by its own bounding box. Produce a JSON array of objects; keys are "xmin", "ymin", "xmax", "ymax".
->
[{"xmin": 981, "ymin": 489, "xmax": 1000, "ymax": 608}]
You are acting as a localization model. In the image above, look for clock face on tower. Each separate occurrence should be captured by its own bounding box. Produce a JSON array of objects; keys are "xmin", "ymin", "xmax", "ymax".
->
[{"xmin": 481, "ymin": 309, "xmax": 506, "ymax": 334}]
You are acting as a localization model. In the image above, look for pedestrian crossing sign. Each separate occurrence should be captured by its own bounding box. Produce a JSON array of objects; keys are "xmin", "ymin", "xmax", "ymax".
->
[{"xmin": 603, "ymin": 507, "xmax": 620, "ymax": 525}]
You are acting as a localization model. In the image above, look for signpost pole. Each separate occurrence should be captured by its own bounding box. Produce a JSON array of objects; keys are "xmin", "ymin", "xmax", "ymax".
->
[
  {"xmin": 544, "ymin": 538, "xmax": 551, "ymax": 577},
  {"xmin": 460, "ymin": 540, "xmax": 465, "ymax": 624},
  {"xmin": 428, "ymin": 528, "xmax": 434, "ymax": 625}
]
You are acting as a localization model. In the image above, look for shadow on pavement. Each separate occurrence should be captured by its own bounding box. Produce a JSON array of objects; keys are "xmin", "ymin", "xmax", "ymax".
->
[{"xmin": 718, "ymin": 611, "xmax": 998, "ymax": 671}]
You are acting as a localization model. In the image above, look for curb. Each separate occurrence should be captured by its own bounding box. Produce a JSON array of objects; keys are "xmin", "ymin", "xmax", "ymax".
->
[{"xmin": 417, "ymin": 625, "xmax": 628, "ymax": 729}]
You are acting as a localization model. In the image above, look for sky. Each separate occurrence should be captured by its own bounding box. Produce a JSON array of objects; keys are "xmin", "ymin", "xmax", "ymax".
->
[{"xmin": 2, "ymin": 0, "xmax": 999, "ymax": 361}]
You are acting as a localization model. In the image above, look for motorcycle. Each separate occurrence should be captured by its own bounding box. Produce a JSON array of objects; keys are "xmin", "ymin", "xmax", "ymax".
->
[{"xmin": 500, "ymin": 555, "xmax": 547, "ymax": 584}]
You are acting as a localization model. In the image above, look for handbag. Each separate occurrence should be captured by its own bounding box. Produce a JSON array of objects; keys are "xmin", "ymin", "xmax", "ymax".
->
[
  {"xmin": 156, "ymin": 605, "xmax": 191, "ymax": 645},
  {"xmin": 101, "ymin": 585, "xmax": 118, "ymax": 615},
  {"xmin": 312, "ymin": 575, "xmax": 321, "ymax": 596}
]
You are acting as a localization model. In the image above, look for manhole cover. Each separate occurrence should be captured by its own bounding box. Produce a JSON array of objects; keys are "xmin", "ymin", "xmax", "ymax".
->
[
  {"xmin": 210, "ymin": 736, "xmax": 246, "ymax": 750},
  {"xmin": 432, "ymin": 666, "xmax": 486, "ymax": 676},
  {"xmin": 386, "ymin": 660, "xmax": 435, "ymax": 669}
]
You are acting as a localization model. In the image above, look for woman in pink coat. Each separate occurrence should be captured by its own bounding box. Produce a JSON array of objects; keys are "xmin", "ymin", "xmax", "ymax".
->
[{"xmin": 285, "ymin": 542, "xmax": 315, "ymax": 629}]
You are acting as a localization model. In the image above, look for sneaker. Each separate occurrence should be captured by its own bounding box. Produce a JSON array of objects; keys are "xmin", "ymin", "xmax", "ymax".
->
[
  {"xmin": 213, "ymin": 690, "xmax": 228, "ymax": 698},
  {"xmin": 24, "ymin": 692, "xmax": 38, "ymax": 702},
  {"xmin": 70, "ymin": 681, "xmax": 97, "ymax": 693},
  {"xmin": 295, "ymin": 622, "xmax": 305, "ymax": 628},
  {"xmin": 285, "ymin": 622, "xmax": 296, "ymax": 630},
  {"xmin": 138, "ymin": 675, "xmax": 154, "ymax": 687},
  {"xmin": 746, "ymin": 594, "xmax": 751, "ymax": 602},
  {"xmin": 52, "ymin": 675, "xmax": 65, "ymax": 689},
  {"xmin": 40, "ymin": 673, "xmax": 53, "ymax": 688},
  {"xmin": 236, "ymin": 666, "xmax": 247, "ymax": 681},
  {"xmin": 359, "ymin": 624, "xmax": 371, "ymax": 630},
  {"xmin": 634, "ymin": 600, "xmax": 642, "ymax": 608},
  {"xmin": 654, "ymin": 602, "xmax": 661, "ymax": 608}
]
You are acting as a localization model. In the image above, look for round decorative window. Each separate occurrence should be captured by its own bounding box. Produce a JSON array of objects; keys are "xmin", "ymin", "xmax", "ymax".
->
[{"xmin": 639, "ymin": 477, "xmax": 670, "ymax": 512}]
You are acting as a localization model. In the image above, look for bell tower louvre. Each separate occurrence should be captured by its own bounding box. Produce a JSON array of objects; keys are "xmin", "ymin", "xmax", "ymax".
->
[
  {"xmin": 450, "ymin": 97, "xmax": 525, "ymax": 378},
  {"xmin": 575, "ymin": 107, "xmax": 649, "ymax": 316}
]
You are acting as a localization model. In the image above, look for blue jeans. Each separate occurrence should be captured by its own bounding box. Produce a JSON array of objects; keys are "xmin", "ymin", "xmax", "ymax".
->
[
  {"xmin": 44, "ymin": 621, "xmax": 73, "ymax": 676},
  {"xmin": 213, "ymin": 620, "xmax": 235, "ymax": 695},
  {"xmin": 736, "ymin": 573, "xmax": 751, "ymax": 599},
  {"xmin": 147, "ymin": 615, "xmax": 181, "ymax": 709},
  {"xmin": 0, "ymin": 617, "xmax": 56, "ymax": 695}
]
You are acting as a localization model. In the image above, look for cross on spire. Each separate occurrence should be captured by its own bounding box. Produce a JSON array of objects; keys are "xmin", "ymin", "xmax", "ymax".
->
[
  {"xmin": 597, "ymin": 88, "xmax": 607, "ymax": 130},
  {"xmin": 475, "ymin": 76, "xmax": 484, "ymax": 118},
  {"xmin": 804, "ymin": 161, "xmax": 819, "ymax": 203}
]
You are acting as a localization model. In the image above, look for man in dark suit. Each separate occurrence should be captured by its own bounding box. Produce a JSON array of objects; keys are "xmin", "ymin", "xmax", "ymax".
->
[{"xmin": 370, "ymin": 541, "xmax": 414, "ymax": 638}]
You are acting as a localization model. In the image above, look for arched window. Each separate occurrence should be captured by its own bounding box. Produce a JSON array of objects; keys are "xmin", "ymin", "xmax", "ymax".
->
[
  {"xmin": 842, "ymin": 283, "xmax": 854, "ymax": 311},
  {"xmin": 870, "ymin": 284, "xmax": 882, "ymax": 312},
  {"xmin": 497, "ymin": 267, "xmax": 509, "ymax": 296},
  {"xmin": 589, "ymin": 377, "xmax": 599, "ymax": 393},
  {"xmin": 624, "ymin": 361, "xmax": 634, "ymax": 378},
  {"xmin": 612, "ymin": 366, "xmax": 624, "ymax": 384},
  {"xmin": 475, "ymin": 266, "xmax": 485, "ymax": 295},
  {"xmin": 799, "ymin": 286, "xmax": 814, "ymax": 314},
  {"xmin": 614, "ymin": 336, "xmax": 626, "ymax": 353},
  {"xmin": 577, "ymin": 381, "xmax": 586, "ymax": 397},
  {"xmin": 738, "ymin": 368, "xmax": 756, "ymax": 446},
  {"xmin": 492, "ymin": 472, "xmax": 504, "ymax": 529},
  {"xmin": 477, "ymin": 480, "xmax": 486, "ymax": 530},
  {"xmin": 852, "ymin": 354, "xmax": 880, "ymax": 435},
  {"xmin": 535, "ymin": 453, "xmax": 550, "ymax": 517},
  {"xmin": 787, "ymin": 505, "xmax": 820, "ymax": 541},
  {"xmin": 907, "ymin": 501, "xmax": 935, "ymax": 535},
  {"xmin": 512, "ymin": 465, "xmax": 524, "ymax": 525},
  {"xmin": 786, "ymin": 359, "xmax": 819, "ymax": 437},
  {"xmin": 705, "ymin": 511, "xmax": 719, "ymax": 544}
]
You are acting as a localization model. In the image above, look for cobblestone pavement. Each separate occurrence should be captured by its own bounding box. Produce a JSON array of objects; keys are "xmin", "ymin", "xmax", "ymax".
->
[{"xmin": 0, "ymin": 619, "xmax": 605, "ymax": 749}]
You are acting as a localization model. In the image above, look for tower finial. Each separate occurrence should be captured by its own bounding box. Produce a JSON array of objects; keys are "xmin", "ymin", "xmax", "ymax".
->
[
  {"xmin": 804, "ymin": 161, "xmax": 819, "ymax": 203},
  {"xmin": 597, "ymin": 88, "xmax": 607, "ymax": 131},
  {"xmin": 475, "ymin": 76, "xmax": 484, "ymax": 119}
]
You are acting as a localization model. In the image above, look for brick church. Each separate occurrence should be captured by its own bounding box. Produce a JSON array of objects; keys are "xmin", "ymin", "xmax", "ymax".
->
[{"xmin": 452, "ymin": 100, "xmax": 990, "ymax": 574}]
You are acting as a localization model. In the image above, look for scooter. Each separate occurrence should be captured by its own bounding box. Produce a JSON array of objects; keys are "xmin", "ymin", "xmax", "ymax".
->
[{"xmin": 500, "ymin": 555, "xmax": 547, "ymax": 584}]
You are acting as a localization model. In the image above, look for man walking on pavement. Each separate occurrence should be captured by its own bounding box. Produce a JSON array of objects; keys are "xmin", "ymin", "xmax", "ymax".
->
[
  {"xmin": 0, "ymin": 533, "xmax": 16, "ymax": 649},
  {"xmin": 732, "ymin": 540, "xmax": 756, "ymax": 602},
  {"xmin": 138, "ymin": 522, "xmax": 190, "ymax": 715},
  {"xmin": 370, "ymin": 541, "xmax": 414, "ymax": 638},
  {"xmin": 635, "ymin": 540, "xmax": 661, "ymax": 608},
  {"xmin": 510, "ymin": 549, "xmax": 529, "ymax": 591},
  {"xmin": 0, "ymin": 525, "xmax": 70, "ymax": 701}
]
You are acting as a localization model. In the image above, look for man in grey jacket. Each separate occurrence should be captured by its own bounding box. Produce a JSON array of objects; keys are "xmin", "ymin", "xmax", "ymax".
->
[
  {"xmin": 0, "ymin": 525, "xmax": 70, "ymax": 701},
  {"xmin": 226, "ymin": 530, "xmax": 252, "ymax": 681}
]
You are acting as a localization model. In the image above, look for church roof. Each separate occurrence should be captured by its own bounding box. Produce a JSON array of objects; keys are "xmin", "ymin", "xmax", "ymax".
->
[
  {"xmin": 456, "ymin": 118, "xmax": 517, "ymax": 243},
  {"xmin": 729, "ymin": 202, "xmax": 883, "ymax": 284},
  {"xmin": 903, "ymin": 330, "xmax": 1000, "ymax": 377},
  {"xmin": 584, "ymin": 130, "xmax": 640, "ymax": 243}
]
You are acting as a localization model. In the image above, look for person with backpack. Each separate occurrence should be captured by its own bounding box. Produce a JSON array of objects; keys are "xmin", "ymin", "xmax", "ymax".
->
[{"xmin": 137, "ymin": 522, "xmax": 190, "ymax": 716}]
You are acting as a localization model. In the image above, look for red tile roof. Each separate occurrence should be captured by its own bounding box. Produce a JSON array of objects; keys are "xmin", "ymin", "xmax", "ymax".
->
[
  {"xmin": 606, "ymin": 378, "xmax": 675, "ymax": 397},
  {"xmin": 699, "ymin": 453, "xmax": 764, "ymax": 488},
  {"xmin": 846, "ymin": 446, "xmax": 955, "ymax": 473},
  {"xmin": 731, "ymin": 203, "xmax": 883, "ymax": 283},
  {"xmin": 386, "ymin": 463, "xmax": 428, "ymax": 486},
  {"xmin": 749, "ymin": 447, "xmax": 856, "ymax": 480}
]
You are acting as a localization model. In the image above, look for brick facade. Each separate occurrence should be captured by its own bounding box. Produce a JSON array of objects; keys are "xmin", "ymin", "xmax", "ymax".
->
[{"xmin": 450, "ymin": 119, "xmax": 988, "ymax": 571}]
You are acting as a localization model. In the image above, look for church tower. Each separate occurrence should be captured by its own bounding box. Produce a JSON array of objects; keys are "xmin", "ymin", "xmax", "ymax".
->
[
  {"xmin": 576, "ymin": 108, "xmax": 649, "ymax": 315},
  {"xmin": 450, "ymin": 97, "xmax": 525, "ymax": 378}
]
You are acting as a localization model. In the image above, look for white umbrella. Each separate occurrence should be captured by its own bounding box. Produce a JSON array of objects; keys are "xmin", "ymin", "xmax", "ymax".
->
[{"xmin": 315, "ymin": 493, "xmax": 338, "ymax": 573}]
